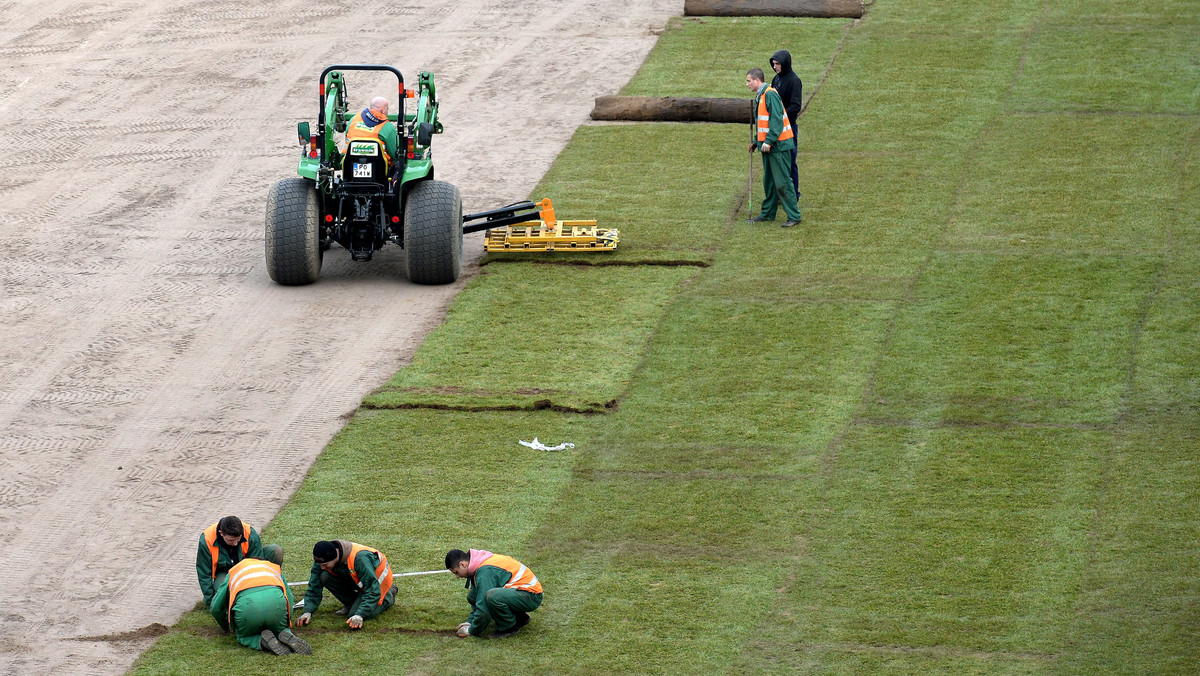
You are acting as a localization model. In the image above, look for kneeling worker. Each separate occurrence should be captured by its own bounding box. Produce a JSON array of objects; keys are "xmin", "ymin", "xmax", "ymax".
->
[
  {"xmin": 446, "ymin": 548, "xmax": 543, "ymax": 639},
  {"xmin": 296, "ymin": 540, "xmax": 396, "ymax": 630},
  {"xmin": 196, "ymin": 516, "xmax": 283, "ymax": 610},
  {"xmin": 209, "ymin": 557, "xmax": 311, "ymax": 655}
]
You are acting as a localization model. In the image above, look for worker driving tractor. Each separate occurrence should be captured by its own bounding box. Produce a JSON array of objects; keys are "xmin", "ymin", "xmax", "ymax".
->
[{"xmin": 345, "ymin": 96, "xmax": 399, "ymax": 178}]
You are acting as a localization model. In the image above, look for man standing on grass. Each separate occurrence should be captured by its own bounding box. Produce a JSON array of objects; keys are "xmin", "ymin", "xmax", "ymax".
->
[
  {"xmin": 446, "ymin": 548, "xmax": 543, "ymax": 639},
  {"xmin": 196, "ymin": 516, "xmax": 283, "ymax": 610},
  {"xmin": 209, "ymin": 557, "xmax": 311, "ymax": 655},
  {"xmin": 296, "ymin": 540, "xmax": 397, "ymax": 630},
  {"xmin": 770, "ymin": 49, "xmax": 803, "ymax": 199},
  {"xmin": 745, "ymin": 68, "xmax": 802, "ymax": 228}
]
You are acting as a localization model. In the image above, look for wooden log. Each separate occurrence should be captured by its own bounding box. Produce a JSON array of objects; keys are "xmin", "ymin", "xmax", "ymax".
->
[
  {"xmin": 590, "ymin": 96, "xmax": 753, "ymax": 124},
  {"xmin": 684, "ymin": 0, "xmax": 864, "ymax": 18}
]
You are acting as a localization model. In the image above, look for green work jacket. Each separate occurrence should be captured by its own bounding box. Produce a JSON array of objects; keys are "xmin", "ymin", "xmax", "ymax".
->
[
  {"xmin": 302, "ymin": 548, "xmax": 389, "ymax": 620},
  {"xmin": 208, "ymin": 569, "xmax": 296, "ymax": 632},
  {"xmin": 196, "ymin": 527, "xmax": 265, "ymax": 607},
  {"xmin": 753, "ymin": 85, "xmax": 795, "ymax": 153},
  {"xmin": 465, "ymin": 564, "xmax": 536, "ymax": 636}
]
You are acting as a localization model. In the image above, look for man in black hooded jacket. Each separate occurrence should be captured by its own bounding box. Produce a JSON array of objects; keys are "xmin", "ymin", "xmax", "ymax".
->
[{"xmin": 770, "ymin": 50, "xmax": 803, "ymax": 198}]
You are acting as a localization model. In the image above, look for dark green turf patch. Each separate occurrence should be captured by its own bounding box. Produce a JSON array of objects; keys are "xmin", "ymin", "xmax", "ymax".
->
[
  {"xmin": 1058, "ymin": 420, "xmax": 1200, "ymax": 673},
  {"xmin": 867, "ymin": 0, "xmax": 1042, "ymax": 34},
  {"xmin": 1009, "ymin": 23, "xmax": 1200, "ymax": 114},
  {"xmin": 1041, "ymin": 0, "xmax": 1200, "ymax": 27},
  {"xmin": 600, "ymin": 297, "xmax": 890, "ymax": 451},
  {"xmin": 799, "ymin": 31, "xmax": 1023, "ymax": 154},
  {"xmin": 867, "ymin": 252, "xmax": 1159, "ymax": 425},
  {"xmin": 526, "ymin": 471, "xmax": 812, "ymax": 559},
  {"xmin": 1128, "ymin": 285, "xmax": 1200, "ymax": 419},
  {"xmin": 948, "ymin": 115, "xmax": 1191, "ymax": 254},
  {"xmin": 693, "ymin": 150, "xmax": 951, "ymax": 301},
  {"xmin": 619, "ymin": 16, "xmax": 851, "ymax": 100},
  {"xmin": 781, "ymin": 425, "xmax": 1104, "ymax": 656}
]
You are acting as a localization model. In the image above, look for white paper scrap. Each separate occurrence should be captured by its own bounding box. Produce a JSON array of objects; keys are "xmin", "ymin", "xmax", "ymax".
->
[{"xmin": 519, "ymin": 437, "xmax": 575, "ymax": 452}]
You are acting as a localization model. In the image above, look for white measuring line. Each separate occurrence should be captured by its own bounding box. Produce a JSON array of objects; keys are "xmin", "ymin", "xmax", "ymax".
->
[
  {"xmin": 286, "ymin": 568, "xmax": 449, "ymax": 587},
  {"xmin": 288, "ymin": 569, "xmax": 449, "ymax": 609}
]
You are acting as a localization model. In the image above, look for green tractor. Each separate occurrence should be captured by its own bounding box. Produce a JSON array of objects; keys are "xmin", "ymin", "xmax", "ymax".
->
[{"xmin": 266, "ymin": 64, "xmax": 462, "ymax": 285}]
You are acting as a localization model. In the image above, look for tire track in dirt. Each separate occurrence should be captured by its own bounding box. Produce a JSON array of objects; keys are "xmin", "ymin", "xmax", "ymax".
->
[{"xmin": 0, "ymin": 1, "xmax": 679, "ymax": 673}]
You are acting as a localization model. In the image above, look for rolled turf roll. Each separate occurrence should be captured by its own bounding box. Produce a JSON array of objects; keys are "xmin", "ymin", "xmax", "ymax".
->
[
  {"xmin": 590, "ymin": 96, "xmax": 753, "ymax": 123},
  {"xmin": 683, "ymin": 0, "xmax": 865, "ymax": 18}
]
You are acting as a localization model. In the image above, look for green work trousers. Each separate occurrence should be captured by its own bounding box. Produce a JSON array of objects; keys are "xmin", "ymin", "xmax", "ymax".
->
[
  {"xmin": 759, "ymin": 148, "xmax": 802, "ymax": 222},
  {"xmin": 230, "ymin": 586, "xmax": 290, "ymax": 651},
  {"xmin": 319, "ymin": 570, "xmax": 398, "ymax": 618},
  {"xmin": 214, "ymin": 544, "xmax": 283, "ymax": 594},
  {"xmin": 472, "ymin": 586, "xmax": 543, "ymax": 632}
]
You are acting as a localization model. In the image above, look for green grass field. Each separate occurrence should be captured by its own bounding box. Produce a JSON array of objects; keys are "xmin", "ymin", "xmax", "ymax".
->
[{"xmin": 132, "ymin": 2, "xmax": 1200, "ymax": 674}]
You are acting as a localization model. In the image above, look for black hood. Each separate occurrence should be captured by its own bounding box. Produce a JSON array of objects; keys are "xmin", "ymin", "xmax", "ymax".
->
[{"xmin": 771, "ymin": 50, "xmax": 794, "ymax": 76}]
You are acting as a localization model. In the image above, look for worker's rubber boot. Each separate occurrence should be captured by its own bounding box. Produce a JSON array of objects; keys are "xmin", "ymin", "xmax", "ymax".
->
[
  {"xmin": 489, "ymin": 625, "xmax": 521, "ymax": 639},
  {"xmin": 515, "ymin": 611, "xmax": 531, "ymax": 628},
  {"xmin": 260, "ymin": 629, "xmax": 290, "ymax": 656},
  {"xmin": 334, "ymin": 606, "xmax": 350, "ymax": 616},
  {"xmin": 277, "ymin": 629, "xmax": 312, "ymax": 655}
]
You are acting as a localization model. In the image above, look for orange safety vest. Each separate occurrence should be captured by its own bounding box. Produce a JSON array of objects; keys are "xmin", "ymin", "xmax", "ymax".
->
[
  {"xmin": 203, "ymin": 521, "xmax": 251, "ymax": 580},
  {"xmin": 481, "ymin": 554, "xmax": 542, "ymax": 595},
  {"xmin": 346, "ymin": 543, "xmax": 393, "ymax": 605},
  {"xmin": 226, "ymin": 559, "xmax": 291, "ymax": 626},
  {"xmin": 346, "ymin": 112, "xmax": 392, "ymax": 171},
  {"xmin": 755, "ymin": 86, "xmax": 794, "ymax": 143}
]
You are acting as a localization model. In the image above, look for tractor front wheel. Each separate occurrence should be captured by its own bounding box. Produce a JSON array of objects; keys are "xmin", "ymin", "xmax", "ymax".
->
[
  {"xmin": 404, "ymin": 180, "xmax": 462, "ymax": 285},
  {"xmin": 265, "ymin": 177, "xmax": 322, "ymax": 285}
]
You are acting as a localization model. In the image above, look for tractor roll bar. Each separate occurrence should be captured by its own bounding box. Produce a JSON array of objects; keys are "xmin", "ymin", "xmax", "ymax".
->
[{"xmin": 317, "ymin": 64, "xmax": 405, "ymax": 143}]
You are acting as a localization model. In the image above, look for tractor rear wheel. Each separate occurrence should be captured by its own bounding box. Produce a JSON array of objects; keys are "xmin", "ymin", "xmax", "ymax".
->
[
  {"xmin": 265, "ymin": 177, "xmax": 322, "ymax": 285},
  {"xmin": 404, "ymin": 180, "xmax": 462, "ymax": 285}
]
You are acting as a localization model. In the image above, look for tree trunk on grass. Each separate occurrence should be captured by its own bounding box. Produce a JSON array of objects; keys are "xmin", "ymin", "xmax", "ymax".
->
[
  {"xmin": 683, "ymin": 0, "xmax": 865, "ymax": 18},
  {"xmin": 590, "ymin": 96, "xmax": 753, "ymax": 123}
]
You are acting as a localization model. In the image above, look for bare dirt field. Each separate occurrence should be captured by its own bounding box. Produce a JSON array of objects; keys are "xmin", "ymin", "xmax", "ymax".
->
[{"xmin": 0, "ymin": 1, "xmax": 677, "ymax": 672}]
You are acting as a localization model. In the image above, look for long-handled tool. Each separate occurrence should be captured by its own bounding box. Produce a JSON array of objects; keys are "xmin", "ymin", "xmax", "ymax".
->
[
  {"xmin": 288, "ymin": 568, "xmax": 449, "ymax": 609},
  {"xmin": 748, "ymin": 150, "xmax": 754, "ymax": 218}
]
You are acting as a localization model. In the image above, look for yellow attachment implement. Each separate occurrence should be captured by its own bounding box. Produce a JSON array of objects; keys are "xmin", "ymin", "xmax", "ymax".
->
[{"xmin": 480, "ymin": 198, "xmax": 619, "ymax": 252}]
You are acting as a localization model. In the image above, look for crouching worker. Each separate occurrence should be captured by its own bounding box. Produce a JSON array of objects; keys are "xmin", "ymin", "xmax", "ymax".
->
[
  {"xmin": 197, "ymin": 516, "xmax": 283, "ymax": 610},
  {"xmin": 446, "ymin": 548, "xmax": 543, "ymax": 639},
  {"xmin": 209, "ymin": 558, "xmax": 311, "ymax": 655},
  {"xmin": 296, "ymin": 540, "xmax": 396, "ymax": 630}
]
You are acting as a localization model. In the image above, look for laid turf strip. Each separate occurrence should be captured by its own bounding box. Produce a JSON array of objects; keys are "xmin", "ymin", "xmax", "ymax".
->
[
  {"xmin": 132, "ymin": 1, "xmax": 1199, "ymax": 673},
  {"xmin": 364, "ymin": 265, "xmax": 695, "ymax": 412}
]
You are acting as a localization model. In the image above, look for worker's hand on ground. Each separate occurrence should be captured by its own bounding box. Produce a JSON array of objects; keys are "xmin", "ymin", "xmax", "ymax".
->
[
  {"xmin": 347, "ymin": 615, "xmax": 364, "ymax": 630},
  {"xmin": 456, "ymin": 622, "xmax": 471, "ymax": 637},
  {"xmin": 296, "ymin": 612, "xmax": 311, "ymax": 627},
  {"xmin": 762, "ymin": 143, "xmax": 772, "ymax": 153}
]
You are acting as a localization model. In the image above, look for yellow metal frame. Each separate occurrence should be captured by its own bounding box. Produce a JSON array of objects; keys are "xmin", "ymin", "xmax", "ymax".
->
[
  {"xmin": 484, "ymin": 220, "xmax": 619, "ymax": 252},
  {"xmin": 482, "ymin": 199, "xmax": 618, "ymax": 252}
]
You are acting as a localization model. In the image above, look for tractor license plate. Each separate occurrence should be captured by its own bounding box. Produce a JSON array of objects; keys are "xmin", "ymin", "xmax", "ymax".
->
[{"xmin": 353, "ymin": 163, "xmax": 372, "ymax": 178}]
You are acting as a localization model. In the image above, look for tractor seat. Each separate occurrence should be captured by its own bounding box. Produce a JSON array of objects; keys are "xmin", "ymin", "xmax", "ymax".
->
[{"xmin": 342, "ymin": 139, "xmax": 389, "ymax": 191}]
